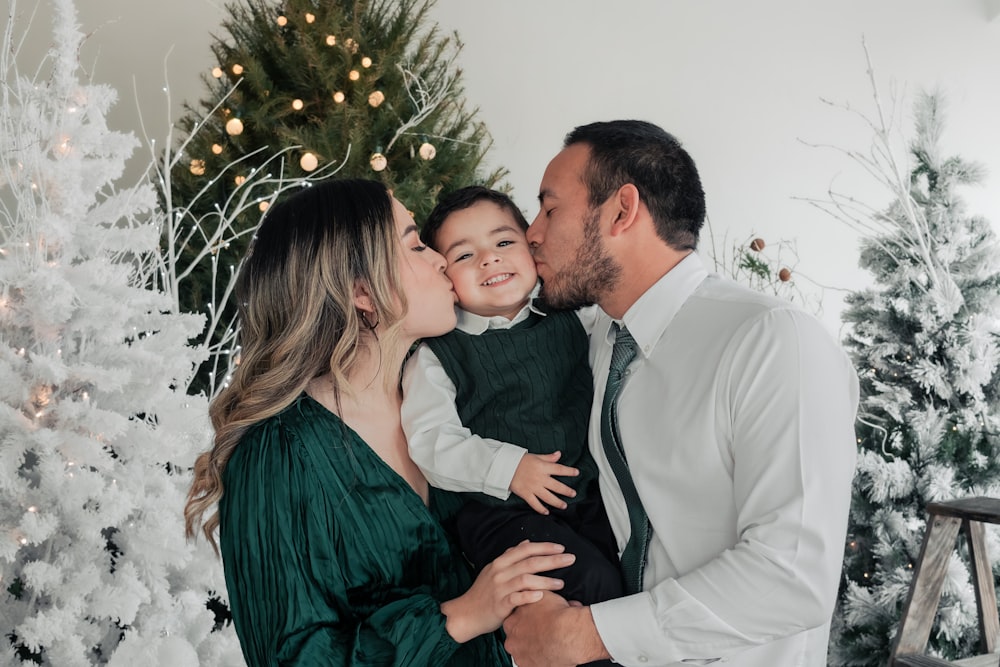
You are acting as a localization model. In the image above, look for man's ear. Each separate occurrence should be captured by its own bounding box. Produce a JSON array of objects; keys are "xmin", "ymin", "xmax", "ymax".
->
[
  {"xmin": 353, "ymin": 280, "xmax": 375, "ymax": 313},
  {"xmin": 608, "ymin": 184, "xmax": 641, "ymax": 238}
]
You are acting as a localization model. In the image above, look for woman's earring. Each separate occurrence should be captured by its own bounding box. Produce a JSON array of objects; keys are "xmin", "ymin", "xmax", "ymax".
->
[{"xmin": 360, "ymin": 309, "xmax": 380, "ymax": 330}]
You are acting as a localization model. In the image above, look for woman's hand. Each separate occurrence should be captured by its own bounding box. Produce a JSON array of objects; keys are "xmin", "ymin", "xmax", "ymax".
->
[{"xmin": 440, "ymin": 540, "xmax": 574, "ymax": 643}]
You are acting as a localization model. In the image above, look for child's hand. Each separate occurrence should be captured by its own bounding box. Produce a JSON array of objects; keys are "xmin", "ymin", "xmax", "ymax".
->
[{"xmin": 510, "ymin": 452, "xmax": 579, "ymax": 515}]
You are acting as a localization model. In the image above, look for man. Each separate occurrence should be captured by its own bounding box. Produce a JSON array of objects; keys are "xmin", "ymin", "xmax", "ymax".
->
[{"xmin": 502, "ymin": 120, "xmax": 859, "ymax": 666}]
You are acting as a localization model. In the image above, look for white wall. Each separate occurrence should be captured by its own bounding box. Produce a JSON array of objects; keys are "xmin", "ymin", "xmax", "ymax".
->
[{"xmin": 8, "ymin": 0, "xmax": 1000, "ymax": 335}]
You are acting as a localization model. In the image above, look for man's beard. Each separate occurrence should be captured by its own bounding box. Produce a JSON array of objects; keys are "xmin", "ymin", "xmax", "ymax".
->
[{"xmin": 540, "ymin": 207, "xmax": 621, "ymax": 310}]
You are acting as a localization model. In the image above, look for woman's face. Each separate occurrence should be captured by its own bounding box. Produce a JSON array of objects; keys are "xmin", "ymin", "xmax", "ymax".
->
[{"xmin": 393, "ymin": 198, "xmax": 458, "ymax": 340}]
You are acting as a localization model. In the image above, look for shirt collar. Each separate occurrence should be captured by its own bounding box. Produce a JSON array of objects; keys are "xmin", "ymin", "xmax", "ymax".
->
[
  {"xmin": 455, "ymin": 281, "xmax": 546, "ymax": 334},
  {"xmin": 602, "ymin": 251, "xmax": 708, "ymax": 357}
]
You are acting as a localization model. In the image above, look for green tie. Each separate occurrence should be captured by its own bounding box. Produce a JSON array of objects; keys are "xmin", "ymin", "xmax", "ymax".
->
[{"xmin": 600, "ymin": 323, "xmax": 651, "ymax": 595}]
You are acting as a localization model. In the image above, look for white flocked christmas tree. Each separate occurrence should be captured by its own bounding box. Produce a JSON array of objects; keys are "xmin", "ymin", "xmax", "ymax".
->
[
  {"xmin": 0, "ymin": 0, "xmax": 243, "ymax": 663},
  {"xmin": 817, "ymin": 75, "xmax": 1000, "ymax": 663}
]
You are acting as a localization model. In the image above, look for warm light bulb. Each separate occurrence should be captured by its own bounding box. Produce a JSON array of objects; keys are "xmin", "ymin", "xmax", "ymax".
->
[
  {"xmin": 212, "ymin": 66, "xmax": 223, "ymax": 78},
  {"xmin": 27, "ymin": 506, "xmax": 37, "ymax": 513},
  {"xmin": 232, "ymin": 63, "xmax": 244, "ymax": 75},
  {"xmin": 234, "ymin": 175, "xmax": 246, "ymax": 186},
  {"xmin": 259, "ymin": 201, "xmax": 270, "ymax": 212},
  {"xmin": 226, "ymin": 118, "xmax": 245, "ymax": 135},
  {"xmin": 189, "ymin": 159, "xmax": 206, "ymax": 176},
  {"xmin": 368, "ymin": 90, "xmax": 385, "ymax": 108},
  {"xmin": 326, "ymin": 35, "xmax": 336, "ymax": 46},
  {"xmin": 305, "ymin": 12, "xmax": 315, "ymax": 23},
  {"xmin": 370, "ymin": 152, "xmax": 387, "ymax": 172},
  {"xmin": 361, "ymin": 56, "xmax": 372, "ymax": 68},
  {"xmin": 333, "ymin": 91, "xmax": 345, "ymax": 103},
  {"xmin": 419, "ymin": 142, "xmax": 436, "ymax": 160},
  {"xmin": 291, "ymin": 99, "xmax": 304, "ymax": 110},
  {"xmin": 345, "ymin": 37, "xmax": 358, "ymax": 53},
  {"xmin": 300, "ymin": 152, "xmax": 319, "ymax": 172},
  {"xmin": 349, "ymin": 70, "xmax": 360, "ymax": 81},
  {"xmin": 211, "ymin": 143, "xmax": 223, "ymax": 155},
  {"xmin": 276, "ymin": 15, "xmax": 288, "ymax": 26}
]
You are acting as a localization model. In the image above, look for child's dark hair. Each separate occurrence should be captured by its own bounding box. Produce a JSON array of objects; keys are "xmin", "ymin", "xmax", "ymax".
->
[{"xmin": 421, "ymin": 186, "xmax": 529, "ymax": 250}]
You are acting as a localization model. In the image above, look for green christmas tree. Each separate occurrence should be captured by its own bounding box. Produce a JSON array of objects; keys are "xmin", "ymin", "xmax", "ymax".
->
[
  {"xmin": 823, "ymin": 88, "xmax": 1000, "ymax": 665},
  {"xmin": 168, "ymin": 0, "xmax": 505, "ymax": 393}
]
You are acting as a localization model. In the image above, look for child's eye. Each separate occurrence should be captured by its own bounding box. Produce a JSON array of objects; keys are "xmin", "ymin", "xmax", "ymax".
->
[
  {"xmin": 497, "ymin": 240, "xmax": 514, "ymax": 248},
  {"xmin": 454, "ymin": 252, "xmax": 472, "ymax": 262}
]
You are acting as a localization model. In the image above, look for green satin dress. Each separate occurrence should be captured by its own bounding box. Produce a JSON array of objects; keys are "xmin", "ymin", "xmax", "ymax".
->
[{"xmin": 219, "ymin": 394, "xmax": 511, "ymax": 666}]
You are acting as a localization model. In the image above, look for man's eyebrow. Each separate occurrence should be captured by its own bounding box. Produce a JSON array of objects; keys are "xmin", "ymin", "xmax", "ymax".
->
[{"xmin": 537, "ymin": 189, "xmax": 553, "ymax": 206}]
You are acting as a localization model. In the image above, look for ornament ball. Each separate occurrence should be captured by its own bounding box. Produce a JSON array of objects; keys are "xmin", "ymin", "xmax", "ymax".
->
[
  {"xmin": 370, "ymin": 152, "xmax": 388, "ymax": 172},
  {"xmin": 779, "ymin": 267, "xmax": 792, "ymax": 282},
  {"xmin": 750, "ymin": 238, "xmax": 765, "ymax": 252}
]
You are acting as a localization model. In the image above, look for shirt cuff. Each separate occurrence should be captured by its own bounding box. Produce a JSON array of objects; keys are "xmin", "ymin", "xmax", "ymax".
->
[
  {"xmin": 482, "ymin": 443, "xmax": 527, "ymax": 499},
  {"xmin": 592, "ymin": 593, "xmax": 666, "ymax": 666}
]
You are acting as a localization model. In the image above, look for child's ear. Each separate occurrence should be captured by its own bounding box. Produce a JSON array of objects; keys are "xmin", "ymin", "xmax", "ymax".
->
[{"xmin": 353, "ymin": 280, "xmax": 375, "ymax": 313}]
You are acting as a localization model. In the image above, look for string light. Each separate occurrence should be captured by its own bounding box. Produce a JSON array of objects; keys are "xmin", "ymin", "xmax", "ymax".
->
[
  {"xmin": 370, "ymin": 152, "xmax": 387, "ymax": 172},
  {"xmin": 276, "ymin": 15, "xmax": 287, "ymax": 26},
  {"xmin": 299, "ymin": 152, "xmax": 318, "ymax": 172},
  {"xmin": 361, "ymin": 56, "xmax": 372, "ymax": 68},
  {"xmin": 226, "ymin": 118, "xmax": 245, "ymax": 136},
  {"xmin": 231, "ymin": 63, "xmax": 244, "ymax": 75},
  {"xmin": 189, "ymin": 159, "xmax": 206, "ymax": 176},
  {"xmin": 258, "ymin": 201, "xmax": 270, "ymax": 212},
  {"xmin": 211, "ymin": 67, "xmax": 223, "ymax": 78},
  {"xmin": 291, "ymin": 99, "xmax": 304, "ymax": 111},
  {"xmin": 211, "ymin": 143, "xmax": 223, "ymax": 155},
  {"xmin": 326, "ymin": 35, "xmax": 336, "ymax": 46},
  {"xmin": 419, "ymin": 142, "xmax": 437, "ymax": 160},
  {"xmin": 348, "ymin": 70, "xmax": 360, "ymax": 81},
  {"xmin": 368, "ymin": 91, "xmax": 385, "ymax": 108},
  {"xmin": 305, "ymin": 12, "xmax": 315, "ymax": 23},
  {"xmin": 332, "ymin": 91, "xmax": 345, "ymax": 103},
  {"xmin": 234, "ymin": 175, "xmax": 246, "ymax": 186}
]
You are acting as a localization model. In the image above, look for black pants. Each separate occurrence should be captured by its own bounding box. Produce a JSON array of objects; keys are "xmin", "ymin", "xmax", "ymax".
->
[{"xmin": 455, "ymin": 481, "xmax": 623, "ymax": 606}]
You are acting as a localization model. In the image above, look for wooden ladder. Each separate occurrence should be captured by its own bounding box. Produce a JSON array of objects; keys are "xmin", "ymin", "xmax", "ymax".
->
[{"xmin": 889, "ymin": 497, "xmax": 1000, "ymax": 667}]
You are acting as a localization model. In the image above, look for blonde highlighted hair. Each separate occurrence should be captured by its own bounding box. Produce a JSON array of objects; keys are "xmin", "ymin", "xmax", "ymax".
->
[{"xmin": 184, "ymin": 179, "xmax": 406, "ymax": 550}]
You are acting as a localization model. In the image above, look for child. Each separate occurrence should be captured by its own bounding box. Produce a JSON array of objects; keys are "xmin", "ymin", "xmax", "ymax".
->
[{"xmin": 401, "ymin": 186, "xmax": 622, "ymax": 607}]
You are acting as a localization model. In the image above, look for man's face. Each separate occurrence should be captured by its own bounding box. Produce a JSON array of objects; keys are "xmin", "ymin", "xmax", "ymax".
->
[{"xmin": 527, "ymin": 143, "xmax": 620, "ymax": 309}]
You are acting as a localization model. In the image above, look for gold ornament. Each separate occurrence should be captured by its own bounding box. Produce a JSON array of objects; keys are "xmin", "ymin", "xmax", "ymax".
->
[
  {"xmin": 361, "ymin": 56, "xmax": 372, "ymax": 68},
  {"xmin": 189, "ymin": 159, "xmax": 206, "ymax": 176},
  {"xmin": 211, "ymin": 143, "xmax": 223, "ymax": 155},
  {"xmin": 305, "ymin": 12, "xmax": 315, "ymax": 23},
  {"xmin": 276, "ymin": 15, "xmax": 288, "ymax": 26},
  {"xmin": 418, "ymin": 142, "xmax": 436, "ymax": 160},
  {"xmin": 326, "ymin": 35, "xmax": 336, "ymax": 46},
  {"xmin": 368, "ymin": 91, "xmax": 385, "ymax": 108},
  {"xmin": 333, "ymin": 91, "xmax": 345, "ymax": 104},
  {"xmin": 232, "ymin": 63, "xmax": 244, "ymax": 75},
  {"xmin": 349, "ymin": 70, "xmax": 360, "ymax": 81},
  {"xmin": 300, "ymin": 152, "xmax": 319, "ymax": 172},
  {"xmin": 225, "ymin": 118, "xmax": 245, "ymax": 136},
  {"xmin": 292, "ymin": 98, "xmax": 304, "ymax": 110},
  {"xmin": 211, "ymin": 66, "xmax": 223, "ymax": 78},
  {"xmin": 370, "ymin": 152, "xmax": 387, "ymax": 172}
]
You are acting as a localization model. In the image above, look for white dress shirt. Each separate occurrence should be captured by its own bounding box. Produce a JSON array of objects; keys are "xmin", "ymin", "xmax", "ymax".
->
[{"xmin": 589, "ymin": 253, "xmax": 859, "ymax": 667}]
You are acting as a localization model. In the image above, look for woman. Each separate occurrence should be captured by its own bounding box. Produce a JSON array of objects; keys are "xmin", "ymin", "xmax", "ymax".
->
[{"xmin": 184, "ymin": 179, "xmax": 573, "ymax": 665}]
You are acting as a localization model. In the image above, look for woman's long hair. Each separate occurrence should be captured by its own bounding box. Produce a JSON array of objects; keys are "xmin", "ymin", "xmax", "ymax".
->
[{"xmin": 184, "ymin": 179, "xmax": 405, "ymax": 550}]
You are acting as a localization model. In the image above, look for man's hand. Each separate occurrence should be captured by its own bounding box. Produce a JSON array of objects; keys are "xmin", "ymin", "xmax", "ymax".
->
[
  {"xmin": 502, "ymin": 591, "xmax": 611, "ymax": 666},
  {"xmin": 510, "ymin": 451, "xmax": 579, "ymax": 514}
]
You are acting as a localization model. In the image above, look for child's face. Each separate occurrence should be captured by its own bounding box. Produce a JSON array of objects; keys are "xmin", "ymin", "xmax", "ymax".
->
[{"xmin": 434, "ymin": 201, "xmax": 538, "ymax": 320}]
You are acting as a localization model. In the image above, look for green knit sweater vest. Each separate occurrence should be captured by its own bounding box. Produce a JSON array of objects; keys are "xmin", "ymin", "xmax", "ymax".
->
[{"xmin": 424, "ymin": 308, "xmax": 597, "ymax": 508}]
